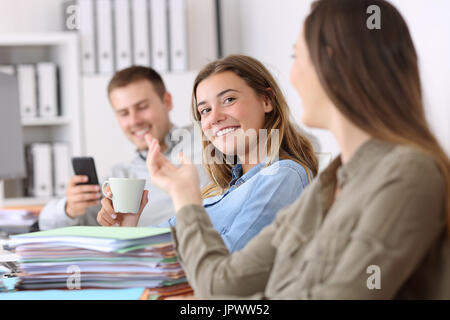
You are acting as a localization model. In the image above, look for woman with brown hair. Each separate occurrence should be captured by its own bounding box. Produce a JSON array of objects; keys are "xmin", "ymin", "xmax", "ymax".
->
[
  {"xmin": 98, "ymin": 55, "xmax": 318, "ymax": 253},
  {"xmin": 143, "ymin": 0, "xmax": 450, "ymax": 299}
]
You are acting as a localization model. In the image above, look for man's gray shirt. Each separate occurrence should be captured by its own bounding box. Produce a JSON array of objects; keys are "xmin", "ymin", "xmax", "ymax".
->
[{"xmin": 38, "ymin": 125, "xmax": 209, "ymax": 230}]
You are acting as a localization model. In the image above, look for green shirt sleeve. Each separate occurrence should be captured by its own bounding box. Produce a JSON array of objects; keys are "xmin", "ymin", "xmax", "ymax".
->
[{"xmin": 172, "ymin": 203, "xmax": 279, "ymax": 299}]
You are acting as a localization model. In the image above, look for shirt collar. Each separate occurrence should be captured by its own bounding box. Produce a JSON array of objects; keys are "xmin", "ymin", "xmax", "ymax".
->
[
  {"xmin": 316, "ymin": 138, "xmax": 392, "ymax": 215},
  {"xmin": 321, "ymin": 138, "xmax": 393, "ymax": 189},
  {"xmin": 229, "ymin": 161, "xmax": 266, "ymax": 188}
]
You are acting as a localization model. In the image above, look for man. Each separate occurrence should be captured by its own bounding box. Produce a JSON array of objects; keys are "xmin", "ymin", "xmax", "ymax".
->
[{"xmin": 39, "ymin": 66, "xmax": 208, "ymax": 230}]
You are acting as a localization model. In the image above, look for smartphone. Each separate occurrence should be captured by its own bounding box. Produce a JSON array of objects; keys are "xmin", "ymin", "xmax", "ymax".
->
[{"xmin": 71, "ymin": 157, "xmax": 99, "ymax": 185}]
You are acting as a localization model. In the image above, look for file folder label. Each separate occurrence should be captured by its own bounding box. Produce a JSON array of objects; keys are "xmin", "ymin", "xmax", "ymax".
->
[
  {"xmin": 169, "ymin": 0, "xmax": 188, "ymax": 71},
  {"xmin": 79, "ymin": 0, "xmax": 97, "ymax": 74},
  {"xmin": 36, "ymin": 62, "xmax": 59, "ymax": 118},
  {"xmin": 53, "ymin": 143, "xmax": 70, "ymax": 197},
  {"xmin": 131, "ymin": 0, "xmax": 151, "ymax": 66},
  {"xmin": 29, "ymin": 143, "xmax": 53, "ymax": 197},
  {"xmin": 114, "ymin": 0, "xmax": 132, "ymax": 70},
  {"xmin": 150, "ymin": 0, "xmax": 169, "ymax": 72},
  {"xmin": 17, "ymin": 65, "xmax": 38, "ymax": 119},
  {"xmin": 96, "ymin": 0, "xmax": 115, "ymax": 74}
]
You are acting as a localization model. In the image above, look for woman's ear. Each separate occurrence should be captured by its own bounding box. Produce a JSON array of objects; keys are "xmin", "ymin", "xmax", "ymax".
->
[{"xmin": 263, "ymin": 88, "xmax": 274, "ymax": 113}]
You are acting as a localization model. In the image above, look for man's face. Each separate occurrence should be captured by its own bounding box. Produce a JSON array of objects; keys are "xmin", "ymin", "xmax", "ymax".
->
[{"xmin": 109, "ymin": 79, "xmax": 173, "ymax": 151}]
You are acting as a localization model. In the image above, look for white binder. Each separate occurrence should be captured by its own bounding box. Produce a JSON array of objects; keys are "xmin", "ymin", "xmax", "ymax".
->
[
  {"xmin": 131, "ymin": 0, "xmax": 151, "ymax": 66},
  {"xmin": 17, "ymin": 64, "xmax": 38, "ymax": 119},
  {"xmin": 186, "ymin": 0, "xmax": 218, "ymax": 70},
  {"xmin": 150, "ymin": 0, "xmax": 169, "ymax": 72},
  {"xmin": 79, "ymin": 0, "xmax": 96, "ymax": 74},
  {"xmin": 53, "ymin": 143, "xmax": 71, "ymax": 197},
  {"xmin": 96, "ymin": 0, "xmax": 115, "ymax": 74},
  {"xmin": 169, "ymin": 0, "xmax": 187, "ymax": 71},
  {"xmin": 36, "ymin": 62, "xmax": 58, "ymax": 118},
  {"xmin": 113, "ymin": 0, "xmax": 132, "ymax": 70},
  {"xmin": 29, "ymin": 143, "xmax": 53, "ymax": 197}
]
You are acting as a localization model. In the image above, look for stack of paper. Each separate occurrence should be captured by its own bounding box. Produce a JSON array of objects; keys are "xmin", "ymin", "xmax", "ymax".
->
[{"xmin": 3, "ymin": 226, "xmax": 188, "ymax": 291}]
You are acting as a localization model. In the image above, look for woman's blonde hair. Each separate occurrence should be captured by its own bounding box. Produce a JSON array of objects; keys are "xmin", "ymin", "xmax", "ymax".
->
[{"xmin": 191, "ymin": 55, "xmax": 318, "ymax": 198}]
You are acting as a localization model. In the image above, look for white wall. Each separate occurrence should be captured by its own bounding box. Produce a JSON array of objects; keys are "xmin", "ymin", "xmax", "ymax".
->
[
  {"xmin": 233, "ymin": 0, "xmax": 450, "ymax": 156},
  {"xmin": 0, "ymin": 0, "xmax": 64, "ymax": 33},
  {"xmin": 389, "ymin": 0, "xmax": 450, "ymax": 154}
]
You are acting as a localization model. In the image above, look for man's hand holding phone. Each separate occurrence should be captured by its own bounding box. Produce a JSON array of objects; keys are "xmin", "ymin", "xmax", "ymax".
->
[{"xmin": 65, "ymin": 175, "xmax": 102, "ymax": 218}]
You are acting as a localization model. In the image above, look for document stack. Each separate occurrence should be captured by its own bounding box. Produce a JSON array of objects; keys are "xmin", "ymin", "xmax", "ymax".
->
[{"xmin": 3, "ymin": 226, "xmax": 192, "ymax": 296}]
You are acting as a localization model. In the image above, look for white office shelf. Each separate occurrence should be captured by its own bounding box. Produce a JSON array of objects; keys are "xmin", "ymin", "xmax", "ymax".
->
[
  {"xmin": 0, "ymin": 32, "xmax": 82, "ymax": 207},
  {"xmin": 0, "ymin": 32, "xmax": 78, "ymax": 46},
  {"xmin": 22, "ymin": 117, "xmax": 72, "ymax": 127},
  {"xmin": 1, "ymin": 196, "xmax": 57, "ymax": 207}
]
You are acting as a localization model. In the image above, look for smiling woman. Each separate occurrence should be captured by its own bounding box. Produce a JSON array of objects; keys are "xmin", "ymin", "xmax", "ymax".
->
[
  {"xmin": 149, "ymin": 54, "xmax": 320, "ymax": 252},
  {"xmin": 191, "ymin": 55, "xmax": 318, "ymax": 198}
]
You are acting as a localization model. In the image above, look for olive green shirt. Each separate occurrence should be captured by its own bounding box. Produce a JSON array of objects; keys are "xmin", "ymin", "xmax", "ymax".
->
[{"xmin": 171, "ymin": 139, "xmax": 450, "ymax": 299}]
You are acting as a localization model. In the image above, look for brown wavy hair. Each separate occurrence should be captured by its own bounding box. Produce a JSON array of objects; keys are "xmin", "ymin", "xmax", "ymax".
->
[
  {"xmin": 304, "ymin": 0, "xmax": 450, "ymax": 231},
  {"xmin": 192, "ymin": 55, "xmax": 318, "ymax": 198}
]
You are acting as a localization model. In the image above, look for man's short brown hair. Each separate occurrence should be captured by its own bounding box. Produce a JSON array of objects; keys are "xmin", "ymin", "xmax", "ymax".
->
[{"xmin": 107, "ymin": 65, "xmax": 167, "ymax": 99}]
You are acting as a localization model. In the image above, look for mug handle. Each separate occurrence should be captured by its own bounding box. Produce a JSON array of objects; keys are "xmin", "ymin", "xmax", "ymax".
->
[{"xmin": 101, "ymin": 181, "xmax": 113, "ymax": 200}]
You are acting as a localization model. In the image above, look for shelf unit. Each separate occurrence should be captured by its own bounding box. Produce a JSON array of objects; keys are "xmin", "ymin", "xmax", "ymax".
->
[
  {"xmin": 0, "ymin": 32, "xmax": 82, "ymax": 208},
  {"xmin": 0, "ymin": 32, "xmax": 202, "ymax": 208}
]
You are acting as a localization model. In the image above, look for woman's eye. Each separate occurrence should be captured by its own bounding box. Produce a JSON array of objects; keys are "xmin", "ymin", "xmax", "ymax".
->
[
  {"xmin": 224, "ymin": 97, "xmax": 235, "ymax": 104},
  {"xmin": 200, "ymin": 108, "xmax": 210, "ymax": 116},
  {"xmin": 138, "ymin": 104, "xmax": 148, "ymax": 110}
]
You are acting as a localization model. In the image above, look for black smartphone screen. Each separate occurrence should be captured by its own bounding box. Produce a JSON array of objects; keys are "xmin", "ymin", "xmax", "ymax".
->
[{"xmin": 71, "ymin": 157, "xmax": 99, "ymax": 185}]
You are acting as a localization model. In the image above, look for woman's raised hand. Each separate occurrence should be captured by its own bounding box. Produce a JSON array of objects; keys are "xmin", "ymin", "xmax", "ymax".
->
[{"xmin": 144, "ymin": 133, "xmax": 202, "ymax": 211}]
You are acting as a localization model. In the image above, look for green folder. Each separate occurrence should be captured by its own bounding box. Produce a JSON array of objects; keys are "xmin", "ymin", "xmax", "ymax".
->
[
  {"xmin": 11, "ymin": 226, "xmax": 171, "ymax": 240},
  {"xmin": 6, "ymin": 226, "xmax": 172, "ymax": 253}
]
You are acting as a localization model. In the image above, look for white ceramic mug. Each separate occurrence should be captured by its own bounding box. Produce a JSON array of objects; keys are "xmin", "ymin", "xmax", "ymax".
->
[{"xmin": 101, "ymin": 178, "xmax": 146, "ymax": 214}]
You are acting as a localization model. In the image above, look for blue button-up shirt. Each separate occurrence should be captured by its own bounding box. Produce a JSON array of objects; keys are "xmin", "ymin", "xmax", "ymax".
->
[{"xmin": 163, "ymin": 159, "xmax": 311, "ymax": 252}]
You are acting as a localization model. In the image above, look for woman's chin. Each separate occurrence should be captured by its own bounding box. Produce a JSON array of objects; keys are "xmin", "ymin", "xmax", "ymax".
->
[{"xmin": 216, "ymin": 146, "xmax": 235, "ymax": 156}]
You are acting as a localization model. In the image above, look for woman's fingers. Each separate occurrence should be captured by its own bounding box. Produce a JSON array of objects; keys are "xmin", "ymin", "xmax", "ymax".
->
[
  {"xmin": 146, "ymin": 139, "xmax": 160, "ymax": 171},
  {"xmin": 100, "ymin": 196, "xmax": 115, "ymax": 212},
  {"xmin": 144, "ymin": 133, "xmax": 155, "ymax": 152},
  {"xmin": 97, "ymin": 208, "xmax": 116, "ymax": 226},
  {"xmin": 139, "ymin": 190, "xmax": 149, "ymax": 211},
  {"xmin": 178, "ymin": 152, "xmax": 193, "ymax": 166},
  {"xmin": 98, "ymin": 197, "xmax": 119, "ymax": 225}
]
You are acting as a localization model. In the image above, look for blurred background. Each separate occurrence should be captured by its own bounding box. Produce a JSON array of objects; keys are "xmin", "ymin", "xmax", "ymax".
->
[{"xmin": 0, "ymin": 0, "xmax": 449, "ymax": 209}]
